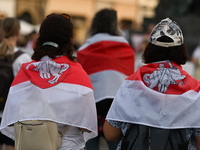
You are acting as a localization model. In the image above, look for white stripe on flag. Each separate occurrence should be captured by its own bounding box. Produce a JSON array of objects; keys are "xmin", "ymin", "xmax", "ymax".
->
[
  {"xmin": 0, "ymin": 81, "xmax": 97, "ymax": 141},
  {"xmin": 78, "ymin": 33, "xmax": 129, "ymax": 51},
  {"xmin": 89, "ymin": 70, "xmax": 128, "ymax": 103},
  {"xmin": 107, "ymin": 80, "xmax": 200, "ymax": 129}
]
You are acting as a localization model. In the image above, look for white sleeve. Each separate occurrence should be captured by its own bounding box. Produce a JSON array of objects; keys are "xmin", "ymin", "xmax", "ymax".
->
[{"xmin": 12, "ymin": 53, "xmax": 32, "ymax": 77}]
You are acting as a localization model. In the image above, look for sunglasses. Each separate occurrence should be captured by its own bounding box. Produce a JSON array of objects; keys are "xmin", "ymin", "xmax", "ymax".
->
[{"xmin": 46, "ymin": 13, "xmax": 71, "ymax": 21}]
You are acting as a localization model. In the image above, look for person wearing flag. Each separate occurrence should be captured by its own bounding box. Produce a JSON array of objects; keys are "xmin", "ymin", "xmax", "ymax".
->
[
  {"xmin": 0, "ymin": 13, "xmax": 97, "ymax": 150},
  {"xmin": 77, "ymin": 8, "xmax": 135, "ymax": 150},
  {"xmin": 103, "ymin": 18, "xmax": 200, "ymax": 150}
]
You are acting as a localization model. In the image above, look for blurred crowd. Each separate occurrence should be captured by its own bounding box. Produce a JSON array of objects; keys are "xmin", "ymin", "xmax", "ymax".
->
[
  {"xmin": 0, "ymin": 19, "xmax": 37, "ymax": 57},
  {"xmin": 0, "ymin": 16, "xmax": 199, "ymax": 80},
  {"xmin": 0, "ymin": 9, "xmax": 200, "ymax": 150}
]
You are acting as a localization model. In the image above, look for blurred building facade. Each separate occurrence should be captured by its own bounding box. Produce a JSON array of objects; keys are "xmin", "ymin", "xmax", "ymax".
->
[
  {"xmin": 0, "ymin": 0, "xmax": 159, "ymax": 45},
  {"xmin": 45, "ymin": 0, "xmax": 158, "ymax": 44},
  {"xmin": 0, "ymin": 0, "xmax": 16, "ymax": 19},
  {"xmin": 16, "ymin": 0, "xmax": 46, "ymax": 25}
]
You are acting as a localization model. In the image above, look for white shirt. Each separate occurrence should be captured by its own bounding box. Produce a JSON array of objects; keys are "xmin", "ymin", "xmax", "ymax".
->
[
  {"xmin": 12, "ymin": 47, "xmax": 32, "ymax": 76},
  {"xmin": 0, "ymin": 47, "xmax": 32, "ymax": 118},
  {"xmin": 58, "ymin": 124, "xmax": 85, "ymax": 150}
]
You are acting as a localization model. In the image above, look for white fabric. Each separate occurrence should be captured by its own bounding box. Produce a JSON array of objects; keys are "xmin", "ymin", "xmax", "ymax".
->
[
  {"xmin": 0, "ymin": 81, "xmax": 97, "ymax": 142},
  {"xmin": 0, "ymin": 48, "xmax": 31, "ymax": 118},
  {"xmin": 78, "ymin": 33, "xmax": 128, "ymax": 51},
  {"xmin": 107, "ymin": 80, "xmax": 200, "ymax": 129},
  {"xmin": 58, "ymin": 124, "xmax": 85, "ymax": 150},
  {"xmin": 12, "ymin": 47, "xmax": 32, "ymax": 76},
  {"xmin": 182, "ymin": 61, "xmax": 195, "ymax": 77},
  {"xmin": 89, "ymin": 70, "xmax": 128, "ymax": 103}
]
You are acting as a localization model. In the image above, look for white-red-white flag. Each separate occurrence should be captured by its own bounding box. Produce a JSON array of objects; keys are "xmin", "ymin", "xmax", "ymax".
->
[
  {"xmin": 106, "ymin": 61, "xmax": 200, "ymax": 129},
  {"xmin": 0, "ymin": 56, "xmax": 97, "ymax": 141},
  {"xmin": 77, "ymin": 33, "xmax": 135, "ymax": 102}
]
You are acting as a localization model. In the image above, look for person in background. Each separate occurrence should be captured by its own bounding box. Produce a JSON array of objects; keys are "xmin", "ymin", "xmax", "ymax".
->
[
  {"xmin": 191, "ymin": 38, "xmax": 200, "ymax": 81},
  {"xmin": 0, "ymin": 17, "xmax": 31, "ymax": 150},
  {"xmin": 103, "ymin": 18, "xmax": 200, "ymax": 150},
  {"xmin": 134, "ymin": 23, "xmax": 155, "ymax": 72},
  {"xmin": 77, "ymin": 8, "xmax": 135, "ymax": 150},
  {"xmin": 25, "ymin": 30, "xmax": 38, "ymax": 50}
]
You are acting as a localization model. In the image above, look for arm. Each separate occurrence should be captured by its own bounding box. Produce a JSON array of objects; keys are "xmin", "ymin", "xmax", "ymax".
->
[
  {"xmin": 103, "ymin": 120, "xmax": 123, "ymax": 142},
  {"xmin": 193, "ymin": 128, "xmax": 200, "ymax": 150},
  {"xmin": 195, "ymin": 136, "xmax": 200, "ymax": 150}
]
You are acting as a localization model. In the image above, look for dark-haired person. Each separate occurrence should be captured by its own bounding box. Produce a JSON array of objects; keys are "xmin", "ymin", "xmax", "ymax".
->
[
  {"xmin": 0, "ymin": 13, "xmax": 97, "ymax": 150},
  {"xmin": 103, "ymin": 18, "xmax": 200, "ymax": 150},
  {"xmin": 77, "ymin": 8, "xmax": 135, "ymax": 150}
]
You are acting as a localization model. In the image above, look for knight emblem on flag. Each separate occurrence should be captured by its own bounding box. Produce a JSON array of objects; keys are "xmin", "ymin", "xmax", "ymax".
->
[
  {"xmin": 25, "ymin": 59, "xmax": 70, "ymax": 88},
  {"xmin": 143, "ymin": 61, "xmax": 186, "ymax": 93}
]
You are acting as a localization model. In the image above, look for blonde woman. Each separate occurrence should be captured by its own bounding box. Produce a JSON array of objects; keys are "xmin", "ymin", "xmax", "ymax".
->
[{"xmin": 0, "ymin": 17, "xmax": 31, "ymax": 150}]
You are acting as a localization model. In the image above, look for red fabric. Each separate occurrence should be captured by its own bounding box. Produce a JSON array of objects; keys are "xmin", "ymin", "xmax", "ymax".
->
[
  {"xmin": 127, "ymin": 61, "xmax": 200, "ymax": 94},
  {"xmin": 77, "ymin": 40, "xmax": 135, "ymax": 76},
  {"xmin": 11, "ymin": 56, "xmax": 93, "ymax": 89}
]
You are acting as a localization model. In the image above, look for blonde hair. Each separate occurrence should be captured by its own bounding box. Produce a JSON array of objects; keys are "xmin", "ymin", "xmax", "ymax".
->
[{"xmin": 0, "ymin": 18, "xmax": 20, "ymax": 57}]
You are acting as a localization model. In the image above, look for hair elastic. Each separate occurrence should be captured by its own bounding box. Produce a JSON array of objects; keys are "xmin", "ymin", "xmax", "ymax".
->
[{"xmin": 42, "ymin": 42, "xmax": 58, "ymax": 48}]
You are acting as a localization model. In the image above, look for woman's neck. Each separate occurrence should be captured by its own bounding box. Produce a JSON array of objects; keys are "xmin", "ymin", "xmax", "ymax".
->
[{"xmin": 7, "ymin": 35, "xmax": 18, "ymax": 47}]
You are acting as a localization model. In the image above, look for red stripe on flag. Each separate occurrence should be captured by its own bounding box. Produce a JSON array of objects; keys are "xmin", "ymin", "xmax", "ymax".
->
[
  {"xmin": 77, "ymin": 41, "xmax": 135, "ymax": 76},
  {"xmin": 126, "ymin": 62, "xmax": 200, "ymax": 94},
  {"xmin": 11, "ymin": 57, "xmax": 93, "ymax": 89},
  {"xmin": 11, "ymin": 66, "xmax": 30, "ymax": 86}
]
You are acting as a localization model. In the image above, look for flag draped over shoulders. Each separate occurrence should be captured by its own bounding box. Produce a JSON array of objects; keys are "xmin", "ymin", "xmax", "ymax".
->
[
  {"xmin": 106, "ymin": 60, "xmax": 200, "ymax": 129},
  {"xmin": 77, "ymin": 33, "xmax": 135, "ymax": 102},
  {"xmin": 0, "ymin": 55, "xmax": 97, "ymax": 142}
]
